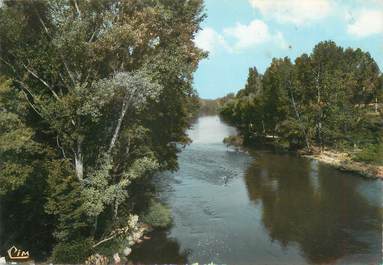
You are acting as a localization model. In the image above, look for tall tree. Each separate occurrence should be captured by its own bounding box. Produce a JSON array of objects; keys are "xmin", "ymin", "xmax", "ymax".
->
[
  {"xmin": 0, "ymin": 0, "xmax": 205, "ymax": 261},
  {"xmin": 220, "ymin": 41, "xmax": 382, "ymax": 154},
  {"xmin": 261, "ymin": 58, "xmax": 291, "ymax": 136}
]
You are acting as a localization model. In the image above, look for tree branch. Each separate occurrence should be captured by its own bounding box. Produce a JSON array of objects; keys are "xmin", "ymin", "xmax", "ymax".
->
[
  {"xmin": 73, "ymin": 0, "xmax": 81, "ymax": 18},
  {"xmin": 34, "ymin": 8, "xmax": 50, "ymax": 37},
  {"xmin": 0, "ymin": 56, "xmax": 17, "ymax": 74},
  {"xmin": 22, "ymin": 63, "xmax": 60, "ymax": 100},
  {"xmin": 32, "ymin": 4, "xmax": 78, "ymax": 88},
  {"xmin": 92, "ymin": 234, "xmax": 116, "ymax": 248},
  {"xmin": 21, "ymin": 90, "xmax": 43, "ymax": 118},
  {"xmin": 108, "ymin": 99, "xmax": 128, "ymax": 154},
  {"xmin": 56, "ymin": 135, "xmax": 67, "ymax": 159},
  {"xmin": 0, "ymin": 57, "xmax": 45, "ymax": 119},
  {"xmin": 60, "ymin": 54, "xmax": 77, "ymax": 87},
  {"xmin": 88, "ymin": 29, "xmax": 97, "ymax": 43},
  {"xmin": 92, "ymin": 226, "xmax": 130, "ymax": 248}
]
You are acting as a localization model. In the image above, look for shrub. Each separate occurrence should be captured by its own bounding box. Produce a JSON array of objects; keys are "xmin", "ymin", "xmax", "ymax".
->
[
  {"xmin": 223, "ymin": 135, "xmax": 243, "ymax": 147},
  {"xmin": 353, "ymin": 143, "xmax": 383, "ymax": 165},
  {"xmin": 141, "ymin": 201, "xmax": 172, "ymax": 228},
  {"xmin": 51, "ymin": 238, "xmax": 93, "ymax": 264}
]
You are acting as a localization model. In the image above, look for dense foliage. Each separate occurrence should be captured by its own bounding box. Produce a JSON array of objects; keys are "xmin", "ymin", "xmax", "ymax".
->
[
  {"xmin": 198, "ymin": 94, "xmax": 234, "ymax": 116},
  {"xmin": 0, "ymin": 0, "xmax": 204, "ymax": 262},
  {"xmin": 221, "ymin": 41, "xmax": 383, "ymax": 162}
]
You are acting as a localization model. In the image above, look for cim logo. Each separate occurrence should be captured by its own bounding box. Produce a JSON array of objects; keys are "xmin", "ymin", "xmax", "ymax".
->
[{"xmin": 7, "ymin": 246, "xmax": 30, "ymax": 260}]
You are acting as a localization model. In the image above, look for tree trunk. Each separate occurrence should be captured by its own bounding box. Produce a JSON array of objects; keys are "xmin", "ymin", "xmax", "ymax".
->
[
  {"xmin": 375, "ymin": 97, "xmax": 378, "ymax": 113},
  {"xmin": 262, "ymin": 120, "xmax": 266, "ymax": 135},
  {"xmin": 114, "ymin": 199, "xmax": 119, "ymax": 219},
  {"xmin": 108, "ymin": 98, "xmax": 129, "ymax": 154},
  {"xmin": 74, "ymin": 140, "xmax": 84, "ymax": 181},
  {"xmin": 315, "ymin": 70, "xmax": 323, "ymax": 151}
]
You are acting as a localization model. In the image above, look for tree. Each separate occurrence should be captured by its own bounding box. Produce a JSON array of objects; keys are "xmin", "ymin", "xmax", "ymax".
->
[
  {"xmin": 237, "ymin": 67, "xmax": 262, "ymax": 97},
  {"xmin": 261, "ymin": 58, "xmax": 291, "ymax": 137},
  {"xmin": 0, "ymin": 77, "xmax": 44, "ymax": 194},
  {"xmin": 220, "ymin": 41, "xmax": 382, "ymax": 154},
  {"xmin": 0, "ymin": 0, "xmax": 205, "ymax": 261}
]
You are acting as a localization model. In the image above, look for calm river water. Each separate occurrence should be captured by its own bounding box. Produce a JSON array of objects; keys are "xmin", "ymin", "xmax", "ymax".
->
[{"xmin": 131, "ymin": 115, "xmax": 382, "ymax": 265}]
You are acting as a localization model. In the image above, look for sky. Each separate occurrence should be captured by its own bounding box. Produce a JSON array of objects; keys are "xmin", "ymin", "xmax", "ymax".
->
[{"xmin": 193, "ymin": 0, "xmax": 383, "ymax": 99}]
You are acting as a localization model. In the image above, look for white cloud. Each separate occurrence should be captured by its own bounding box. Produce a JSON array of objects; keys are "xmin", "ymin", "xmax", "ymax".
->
[
  {"xmin": 347, "ymin": 10, "xmax": 383, "ymax": 37},
  {"xmin": 194, "ymin": 27, "xmax": 230, "ymax": 53},
  {"xmin": 249, "ymin": 0, "xmax": 332, "ymax": 25},
  {"xmin": 195, "ymin": 20, "xmax": 289, "ymax": 54},
  {"xmin": 223, "ymin": 19, "xmax": 288, "ymax": 50},
  {"xmin": 224, "ymin": 20, "xmax": 271, "ymax": 49}
]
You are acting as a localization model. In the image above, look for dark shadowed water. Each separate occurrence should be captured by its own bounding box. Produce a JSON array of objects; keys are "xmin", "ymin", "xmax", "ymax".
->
[{"xmin": 131, "ymin": 115, "xmax": 383, "ymax": 265}]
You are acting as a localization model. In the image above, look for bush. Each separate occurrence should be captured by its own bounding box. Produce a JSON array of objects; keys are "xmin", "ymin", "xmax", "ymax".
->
[
  {"xmin": 51, "ymin": 238, "xmax": 93, "ymax": 264},
  {"xmin": 353, "ymin": 143, "xmax": 383, "ymax": 165},
  {"xmin": 141, "ymin": 201, "xmax": 172, "ymax": 228},
  {"xmin": 223, "ymin": 135, "xmax": 243, "ymax": 147}
]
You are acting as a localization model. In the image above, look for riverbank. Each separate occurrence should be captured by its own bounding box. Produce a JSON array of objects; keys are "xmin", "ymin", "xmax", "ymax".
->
[
  {"xmin": 224, "ymin": 135, "xmax": 383, "ymax": 180},
  {"xmin": 130, "ymin": 116, "xmax": 383, "ymax": 264},
  {"xmin": 301, "ymin": 150, "xmax": 383, "ymax": 180}
]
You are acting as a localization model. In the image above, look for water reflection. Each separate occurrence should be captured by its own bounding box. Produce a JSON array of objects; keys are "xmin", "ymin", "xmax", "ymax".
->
[
  {"xmin": 132, "ymin": 116, "xmax": 382, "ymax": 265},
  {"xmin": 245, "ymin": 151, "xmax": 382, "ymax": 264},
  {"xmin": 129, "ymin": 231, "xmax": 189, "ymax": 264}
]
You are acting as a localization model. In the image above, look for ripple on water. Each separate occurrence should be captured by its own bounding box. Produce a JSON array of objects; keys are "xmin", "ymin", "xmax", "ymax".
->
[{"xmin": 133, "ymin": 116, "xmax": 383, "ymax": 265}]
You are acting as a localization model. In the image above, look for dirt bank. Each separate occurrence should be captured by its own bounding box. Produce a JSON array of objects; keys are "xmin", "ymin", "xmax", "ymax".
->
[
  {"xmin": 301, "ymin": 150, "xmax": 383, "ymax": 180},
  {"xmin": 223, "ymin": 135, "xmax": 383, "ymax": 180}
]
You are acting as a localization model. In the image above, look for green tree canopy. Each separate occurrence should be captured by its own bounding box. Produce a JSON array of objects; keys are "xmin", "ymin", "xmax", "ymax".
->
[{"xmin": 0, "ymin": 0, "xmax": 205, "ymax": 261}]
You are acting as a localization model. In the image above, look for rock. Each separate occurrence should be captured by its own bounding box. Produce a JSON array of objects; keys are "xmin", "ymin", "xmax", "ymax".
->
[
  {"xmin": 123, "ymin": 247, "xmax": 132, "ymax": 256},
  {"xmin": 113, "ymin": 253, "xmax": 121, "ymax": 265},
  {"xmin": 85, "ymin": 254, "xmax": 108, "ymax": 265}
]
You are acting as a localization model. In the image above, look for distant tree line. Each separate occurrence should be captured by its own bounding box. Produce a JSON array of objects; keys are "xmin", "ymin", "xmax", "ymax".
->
[
  {"xmin": 0, "ymin": 0, "xmax": 204, "ymax": 262},
  {"xmin": 221, "ymin": 41, "xmax": 382, "ymax": 163},
  {"xmin": 199, "ymin": 94, "xmax": 235, "ymax": 116}
]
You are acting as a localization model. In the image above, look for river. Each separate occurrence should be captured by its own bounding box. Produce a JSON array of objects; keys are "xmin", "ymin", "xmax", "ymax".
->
[{"xmin": 131, "ymin": 115, "xmax": 382, "ymax": 265}]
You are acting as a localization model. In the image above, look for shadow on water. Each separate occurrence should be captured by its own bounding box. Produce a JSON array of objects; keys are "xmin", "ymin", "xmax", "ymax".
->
[
  {"xmin": 1, "ymin": 115, "xmax": 381, "ymax": 265},
  {"xmin": 129, "ymin": 230, "xmax": 189, "ymax": 264},
  {"xmin": 132, "ymin": 116, "xmax": 382, "ymax": 265},
  {"xmin": 245, "ymin": 150, "xmax": 382, "ymax": 264}
]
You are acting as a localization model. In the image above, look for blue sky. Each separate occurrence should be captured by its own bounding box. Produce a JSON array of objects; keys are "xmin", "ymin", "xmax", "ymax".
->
[{"xmin": 193, "ymin": 0, "xmax": 383, "ymax": 99}]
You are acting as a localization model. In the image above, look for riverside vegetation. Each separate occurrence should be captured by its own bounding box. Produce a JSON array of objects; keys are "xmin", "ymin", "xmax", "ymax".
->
[
  {"xmin": 0, "ymin": 0, "xmax": 204, "ymax": 263},
  {"xmin": 220, "ymin": 41, "xmax": 383, "ymax": 178},
  {"xmin": 0, "ymin": 1, "xmax": 381, "ymax": 264}
]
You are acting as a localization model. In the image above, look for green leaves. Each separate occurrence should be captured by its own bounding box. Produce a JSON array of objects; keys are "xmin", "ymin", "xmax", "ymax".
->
[
  {"xmin": 94, "ymin": 70, "xmax": 162, "ymax": 113},
  {"xmin": 45, "ymin": 160, "xmax": 90, "ymax": 241},
  {"xmin": 141, "ymin": 200, "xmax": 171, "ymax": 228},
  {"xmin": 221, "ymin": 41, "xmax": 382, "ymax": 152},
  {"xmin": 0, "ymin": 163, "xmax": 33, "ymax": 195},
  {"xmin": 0, "ymin": 78, "xmax": 44, "ymax": 195},
  {"xmin": 0, "ymin": 0, "xmax": 204, "ymax": 260}
]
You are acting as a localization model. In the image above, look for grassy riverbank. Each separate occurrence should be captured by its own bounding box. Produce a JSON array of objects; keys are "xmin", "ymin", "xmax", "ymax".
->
[
  {"xmin": 224, "ymin": 135, "xmax": 383, "ymax": 180},
  {"xmin": 302, "ymin": 150, "xmax": 383, "ymax": 180}
]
